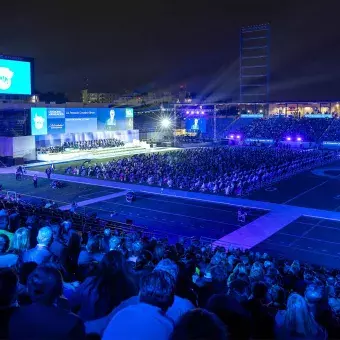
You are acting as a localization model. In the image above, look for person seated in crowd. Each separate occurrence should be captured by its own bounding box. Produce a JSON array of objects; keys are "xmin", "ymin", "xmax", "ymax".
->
[
  {"xmin": 16, "ymin": 261, "xmax": 38, "ymax": 306},
  {"xmin": 9, "ymin": 265, "xmax": 85, "ymax": 339},
  {"xmin": 50, "ymin": 224, "xmax": 68, "ymax": 268},
  {"xmin": 0, "ymin": 209, "xmax": 11, "ymax": 238},
  {"xmin": 103, "ymin": 258, "xmax": 195, "ymax": 325},
  {"xmin": 0, "ymin": 234, "xmax": 18, "ymax": 268},
  {"xmin": 207, "ymin": 293, "xmax": 251, "ymax": 340},
  {"xmin": 101, "ymin": 228, "xmax": 111, "ymax": 253},
  {"xmin": 275, "ymin": 292, "xmax": 327, "ymax": 340},
  {"xmin": 22, "ymin": 226, "xmax": 53, "ymax": 265},
  {"xmin": 8, "ymin": 227, "xmax": 31, "ymax": 268},
  {"xmin": 154, "ymin": 259, "xmax": 195, "ymax": 321},
  {"xmin": 244, "ymin": 281, "xmax": 275, "ymax": 339},
  {"xmin": 77, "ymin": 234, "xmax": 104, "ymax": 266},
  {"xmin": 70, "ymin": 250, "xmax": 137, "ymax": 321},
  {"xmin": 170, "ymin": 308, "xmax": 228, "ymax": 340},
  {"xmin": 102, "ymin": 271, "xmax": 175, "ymax": 340},
  {"xmin": 0, "ymin": 268, "xmax": 18, "ymax": 339}
]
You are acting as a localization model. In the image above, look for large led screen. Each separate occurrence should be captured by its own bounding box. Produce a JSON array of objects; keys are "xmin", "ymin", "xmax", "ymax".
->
[
  {"xmin": 65, "ymin": 108, "xmax": 98, "ymax": 133},
  {"xmin": 31, "ymin": 107, "xmax": 133, "ymax": 135},
  {"xmin": 31, "ymin": 108, "xmax": 48, "ymax": 136},
  {"xmin": 97, "ymin": 108, "xmax": 133, "ymax": 131},
  {"xmin": 185, "ymin": 118, "xmax": 206, "ymax": 133},
  {"xmin": 31, "ymin": 108, "xmax": 97, "ymax": 135},
  {"xmin": 0, "ymin": 58, "xmax": 32, "ymax": 95}
]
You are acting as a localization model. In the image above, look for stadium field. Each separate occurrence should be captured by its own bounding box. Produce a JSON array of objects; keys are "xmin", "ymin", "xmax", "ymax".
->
[
  {"xmin": 249, "ymin": 159, "xmax": 340, "ymax": 211},
  {"xmin": 253, "ymin": 216, "xmax": 340, "ymax": 268},
  {"xmin": 30, "ymin": 157, "xmax": 340, "ymax": 212},
  {"xmin": 0, "ymin": 174, "xmax": 123, "ymax": 206},
  {"xmin": 3, "ymin": 158, "xmax": 340, "ymax": 267},
  {"xmin": 0, "ymin": 173, "xmax": 267, "ymax": 242},
  {"xmin": 81, "ymin": 192, "xmax": 267, "ymax": 240}
]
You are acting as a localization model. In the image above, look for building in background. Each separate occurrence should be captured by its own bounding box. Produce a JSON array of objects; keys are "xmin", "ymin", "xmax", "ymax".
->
[
  {"xmin": 82, "ymin": 89, "xmax": 177, "ymax": 106},
  {"xmin": 81, "ymin": 89, "xmax": 117, "ymax": 104}
]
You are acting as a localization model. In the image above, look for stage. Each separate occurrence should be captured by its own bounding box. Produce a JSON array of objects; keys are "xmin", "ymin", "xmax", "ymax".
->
[{"xmin": 36, "ymin": 141, "xmax": 151, "ymax": 162}]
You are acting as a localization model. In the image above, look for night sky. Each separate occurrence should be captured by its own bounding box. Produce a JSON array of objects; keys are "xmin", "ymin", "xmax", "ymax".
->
[{"xmin": 1, "ymin": 1, "xmax": 340, "ymax": 101}]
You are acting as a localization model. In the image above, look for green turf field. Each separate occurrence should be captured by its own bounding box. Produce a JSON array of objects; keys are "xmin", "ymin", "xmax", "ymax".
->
[
  {"xmin": 0, "ymin": 173, "xmax": 122, "ymax": 205},
  {"xmin": 29, "ymin": 159, "xmax": 113, "ymax": 174}
]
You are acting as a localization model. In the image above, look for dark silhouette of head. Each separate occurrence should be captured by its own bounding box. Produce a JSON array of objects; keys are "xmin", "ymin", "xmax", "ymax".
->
[
  {"xmin": 0, "ymin": 268, "xmax": 18, "ymax": 307},
  {"xmin": 139, "ymin": 270, "xmax": 175, "ymax": 312},
  {"xmin": 170, "ymin": 308, "xmax": 228, "ymax": 340}
]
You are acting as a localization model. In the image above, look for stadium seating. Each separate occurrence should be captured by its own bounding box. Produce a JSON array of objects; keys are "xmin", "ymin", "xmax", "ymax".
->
[
  {"xmin": 321, "ymin": 119, "xmax": 340, "ymax": 141},
  {"xmin": 1, "ymin": 194, "xmax": 339, "ymax": 339},
  {"xmin": 226, "ymin": 116, "xmax": 335, "ymax": 142}
]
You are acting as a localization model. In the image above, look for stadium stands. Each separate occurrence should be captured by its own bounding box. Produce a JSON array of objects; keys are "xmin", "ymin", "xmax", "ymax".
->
[
  {"xmin": 1, "ymin": 194, "xmax": 340, "ymax": 339},
  {"xmin": 321, "ymin": 119, "xmax": 340, "ymax": 141},
  {"xmin": 226, "ymin": 116, "xmax": 336, "ymax": 142}
]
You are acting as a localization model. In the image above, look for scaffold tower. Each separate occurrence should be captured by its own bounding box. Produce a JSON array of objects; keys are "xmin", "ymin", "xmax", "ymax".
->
[{"xmin": 240, "ymin": 23, "xmax": 270, "ymax": 102}]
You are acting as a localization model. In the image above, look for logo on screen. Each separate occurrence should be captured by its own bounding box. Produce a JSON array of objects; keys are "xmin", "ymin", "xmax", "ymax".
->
[
  {"xmin": 33, "ymin": 113, "xmax": 45, "ymax": 130},
  {"xmin": 0, "ymin": 67, "xmax": 14, "ymax": 90}
]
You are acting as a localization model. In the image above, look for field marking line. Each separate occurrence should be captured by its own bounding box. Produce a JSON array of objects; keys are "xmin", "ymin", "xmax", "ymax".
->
[
  {"xmin": 78, "ymin": 188, "xmax": 119, "ymax": 199},
  {"xmin": 255, "ymin": 240, "xmax": 340, "ymax": 260},
  {"xmin": 287, "ymin": 218, "xmax": 323, "ymax": 247},
  {"xmin": 283, "ymin": 180, "xmax": 329, "ymax": 205},
  {"xmin": 283, "ymin": 171, "xmax": 340, "ymax": 205},
  {"xmin": 59, "ymin": 191, "xmax": 128, "ymax": 210},
  {"xmin": 13, "ymin": 170, "xmax": 340, "ymax": 223},
  {"xmin": 135, "ymin": 194, "xmax": 262, "ymax": 215},
  {"xmin": 96, "ymin": 199, "xmax": 242, "ymax": 227}
]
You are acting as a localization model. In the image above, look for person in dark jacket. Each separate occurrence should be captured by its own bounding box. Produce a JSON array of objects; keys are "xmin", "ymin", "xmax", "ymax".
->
[
  {"xmin": 9, "ymin": 265, "xmax": 85, "ymax": 339},
  {"xmin": 0, "ymin": 268, "xmax": 18, "ymax": 339},
  {"xmin": 50, "ymin": 224, "xmax": 68, "ymax": 268},
  {"xmin": 22, "ymin": 226, "xmax": 53, "ymax": 265},
  {"xmin": 69, "ymin": 251, "xmax": 137, "ymax": 321}
]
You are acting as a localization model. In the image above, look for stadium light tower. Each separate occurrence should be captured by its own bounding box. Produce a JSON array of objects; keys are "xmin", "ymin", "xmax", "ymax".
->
[{"xmin": 240, "ymin": 23, "xmax": 270, "ymax": 103}]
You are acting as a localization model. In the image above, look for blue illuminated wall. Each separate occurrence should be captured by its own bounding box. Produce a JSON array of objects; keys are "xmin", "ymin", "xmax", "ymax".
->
[{"xmin": 0, "ymin": 58, "xmax": 32, "ymax": 95}]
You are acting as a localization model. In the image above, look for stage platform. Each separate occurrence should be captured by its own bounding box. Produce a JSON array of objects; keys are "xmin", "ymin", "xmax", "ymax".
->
[
  {"xmin": 31, "ymin": 144, "xmax": 179, "ymax": 166},
  {"xmin": 36, "ymin": 141, "xmax": 152, "ymax": 162},
  {"xmin": 37, "ymin": 146, "xmax": 144, "ymax": 162}
]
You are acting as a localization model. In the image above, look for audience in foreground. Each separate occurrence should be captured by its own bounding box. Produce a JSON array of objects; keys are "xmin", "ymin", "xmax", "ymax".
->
[{"xmin": 0, "ymin": 202, "xmax": 338, "ymax": 339}]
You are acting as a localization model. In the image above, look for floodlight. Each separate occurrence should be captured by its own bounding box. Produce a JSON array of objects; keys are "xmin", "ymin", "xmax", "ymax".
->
[{"xmin": 160, "ymin": 118, "xmax": 172, "ymax": 128}]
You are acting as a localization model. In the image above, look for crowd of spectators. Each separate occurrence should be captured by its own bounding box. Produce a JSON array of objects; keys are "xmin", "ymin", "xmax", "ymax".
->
[
  {"xmin": 321, "ymin": 120, "xmax": 340, "ymax": 142},
  {"xmin": 227, "ymin": 117, "xmax": 334, "ymax": 142},
  {"xmin": 1, "ymin": 196, "xmax": 340, "ymax": 339},
  {"xmin": 176, "ymin": 135, "xmax": 212, "ymax": 145},
  {"xmin": 65, "ymin": 147, "xmax": 335, "ymax": 196}
]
